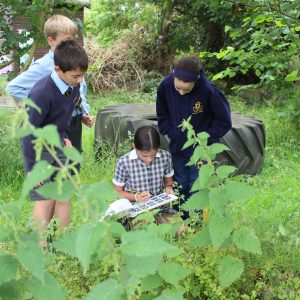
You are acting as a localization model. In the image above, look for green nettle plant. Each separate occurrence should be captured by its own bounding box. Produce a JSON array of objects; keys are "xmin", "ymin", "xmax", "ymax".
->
[
  {"xmin": 0, "ymin": 103, "xmax": 262, "ymax": 299},
  {"xmin": 0, "ymin": 103, "xmax": 190, "ymax": 299},
  {"xmin": 179, "ymin": 117, "xmax": 262, "ymax": 288}
]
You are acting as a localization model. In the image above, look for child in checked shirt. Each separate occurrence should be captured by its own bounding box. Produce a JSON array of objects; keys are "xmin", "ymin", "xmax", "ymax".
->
[{"xmin": 113, "ymin": 126, "xmax": 174, "ymax": 202}]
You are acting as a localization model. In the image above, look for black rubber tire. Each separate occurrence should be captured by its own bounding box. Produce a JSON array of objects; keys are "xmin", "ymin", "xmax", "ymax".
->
[{"xmin": 94, "ymin": 104, "xmax": 265, "ymax": 175}]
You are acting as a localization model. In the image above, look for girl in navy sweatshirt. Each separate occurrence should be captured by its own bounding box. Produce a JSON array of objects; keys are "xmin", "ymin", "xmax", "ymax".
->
[{"xmin": 156, "ymin": 56, "xmax": 232, "ymax": 219}]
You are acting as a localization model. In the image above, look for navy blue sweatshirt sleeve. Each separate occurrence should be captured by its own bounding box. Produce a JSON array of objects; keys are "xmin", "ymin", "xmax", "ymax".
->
[
  {"xmin": 206, "ymin": 84, "xmax": 232, "ymax": 144},
  {"xmin": 156, "ymin": 84, "xmax": 176, "ymax": 139}
]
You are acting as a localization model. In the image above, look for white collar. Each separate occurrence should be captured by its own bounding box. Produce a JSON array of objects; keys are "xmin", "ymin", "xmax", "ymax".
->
[{"xmin": 128, "ymin": 149, "xmax": 161, "ymax": 160}]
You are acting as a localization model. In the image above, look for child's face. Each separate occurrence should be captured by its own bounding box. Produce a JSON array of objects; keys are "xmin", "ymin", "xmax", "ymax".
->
[
  {"xmin": 174, "ymin": 77, "xmax": 195, "ymax": 95},
  {"xmin": 55, "ymin": 66, "xmax": 85, "ymax": 87},
  {"xmin": 136, "ymin": 148, "xmax": 158, "ymax": 165},
  {"xmin": 47, "ymin": 33, "xmax": 75, "ymax": 50}
]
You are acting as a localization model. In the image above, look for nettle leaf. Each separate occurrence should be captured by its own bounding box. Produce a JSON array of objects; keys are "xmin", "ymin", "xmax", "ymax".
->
[
  {"xmin": 158, "ymin": 262, "xmax": 190, "ymax": 286},
  {"xmin": 37, "ymin": 180, "xmax": 75, "ymax": 202},
  {"xmin": 15, "ymin": 127, "xmax": 32, "ymax": 139},
  {"xmin": 208, "ymin": 143, "xmax": 229, "ymax": 159},
  {"xmin": 208, "ymin": 214, "xmax": 234, "ymax": 248},
  {"xmin": 82, "ymin": 278, "xmax": 124, "ymax": 300},
  {"xmin": 182, "ymin": 190, "xmax": 209, "ymax": 211},
  {"xmin": 209, "ymin": 188, "xmax": 229, "ymax": 216},
  {"xmin": 24, "ymin": 98, "xmax": 41, "ymax": 113},
  {"xmin": 218, "ymin": 256, "xmax": 244, "ymax": 288},
  {"xmin": 181, "ymin": 138, "xmax": 195, "ymax": 150},
  {"xmin": 34, "ymin": 125, "xmax": 61, "ymax": 148},
  {"xmin": 27, "ymin": 272, "xmax": 66, "ymax": 300},
  {"xmin": 198, "ymin": 164, "xmax": 214, "ymax": 189},
  {"xmin": 216, "ymin": 165, "xmax": 236, "ymax": 179},
  {"xmin": 125, "ymin": 254, "xmax": 162, "ymax": 278},
  {"xmin": 0, "ymin": 280, "xmax": 21, "ymax": 300},
  {"xmin": 121, "ymin": 230, "xmax": 176, "ymax": 257},
  {"xmin": 17, "ymin": 240, "xmax": 44, "ymax": 283},
  {"xmin": 191, "ymin": 226, "xmax": 211, "ymax": 248},
  {"xmin": 52, "ymin": 231, "xmax": 78, "ymax": 257},
  {"xmin": 233, "ymin": 226, "xmax": 261, "ymax": 255},
  {"xmin": 0, "ymin": 226, "xmax": 14, "ymax": 241},
  {"xmin": 63, "ymin": 147, "xmax": 82, "ymax": 164},
  {"xmin": 0, "ymin": 255, "xmax": 19, "ymax": 285},
  {"xmin": 197, "ymin": 132, "xmax": 210, "ymax": 144},
  {"xmin": 225, "ymin": 182, "xmax": 255, "ymax": 202},
  {"xmin": 21, "ymin": 161, "xmax": 55, "ymax": 200},
  {"xmin": 188, "ymin": 145, "xmax": 203, "ymax": 165},
  {"xmin": 141, "ymin": 274, "xmax": 164, "ymax": 292},
  {"xmin": 76, "ymin": 222, "xmax": 106, "ymax": 274},
  {"xmin": 154, "ymin": 288, "xmax": 185, "ymax": 300}
]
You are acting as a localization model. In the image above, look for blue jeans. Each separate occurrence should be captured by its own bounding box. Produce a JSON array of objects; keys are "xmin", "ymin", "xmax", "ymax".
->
[{"xmin": 171, "ymin": 154, "xmax": 199, "ymax": 219}]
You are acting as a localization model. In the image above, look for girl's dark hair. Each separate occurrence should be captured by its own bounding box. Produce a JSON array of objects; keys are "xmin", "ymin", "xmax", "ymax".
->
[
  {"xmin": 134, "ymin": 126, "xmax": 160, "ymax": 151},
  {"xmin": 54, "ymin": 39, "xmax": 88, "ymax": 72},
  {"xmin": 174, "ymin": 56, "xmax": 202, "ymax": 72}
]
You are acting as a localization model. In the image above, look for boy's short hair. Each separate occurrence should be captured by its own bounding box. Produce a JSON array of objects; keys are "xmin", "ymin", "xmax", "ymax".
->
[
  {"xmin": 44, "ymin": 14, "xmax": 78, "ymax": 39},
  {"xmin": 54, "ymin": 40, "xmax": 88, "ymax": 72},
  {"xmin": 174, "ymin": 56, "xmax": 202, "ymax": 73}
]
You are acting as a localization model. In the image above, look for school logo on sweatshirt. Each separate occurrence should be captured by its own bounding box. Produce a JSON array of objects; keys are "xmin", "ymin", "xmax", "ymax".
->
[{"xmin": 192, "ymin": 101, "xmax": 203, "ymax": 114}]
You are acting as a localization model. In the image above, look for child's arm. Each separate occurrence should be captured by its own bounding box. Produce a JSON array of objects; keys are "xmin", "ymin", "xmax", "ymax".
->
[
  {"xmin": 113, "ymin": 184, "xmax": 151, "ymax": 202},
  {"xmin": 6, "ymin": 58, "xmax": 49, "ymax": 100},
  {"xmin": 164, "ymin": 176, "xmax": 174, "ymax": 194}
]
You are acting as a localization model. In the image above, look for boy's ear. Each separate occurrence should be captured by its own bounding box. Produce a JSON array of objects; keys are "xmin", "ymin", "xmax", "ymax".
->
[
  {"xmin": 47, "ymin": 36, "xmax": 55, "ymax": 47},
  {"xmin": 54, "ymin": 66, "xmax": 62, "ymax": 73},
  {"xmin": 132, "ymin": 143, "xmax": 135, "ymax": 149}
]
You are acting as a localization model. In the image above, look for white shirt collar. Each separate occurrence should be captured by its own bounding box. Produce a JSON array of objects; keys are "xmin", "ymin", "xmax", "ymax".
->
[
  {"xmin": 51, "ymin": 70, "xmax": 72, "ymax": 95},
  {"xmin": 128, "ymin": 149, "xmax": 161, "ymax": 160}
]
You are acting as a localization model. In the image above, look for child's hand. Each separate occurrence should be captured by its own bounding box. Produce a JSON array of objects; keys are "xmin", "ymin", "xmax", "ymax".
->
[
  {"xmin": 82, "ymin": 114, "xmax": 94, "ymax": 128},
  {"xmin": 136, "ymin": 191, "xmax": 152, "ymax": 202},
  {"xmin": 64, "ymin": 138, "xmax": 72, "ymax": 148},
  {"xmin": 165, "ymin": 186, "xmax": 174, "ymax": 195}
]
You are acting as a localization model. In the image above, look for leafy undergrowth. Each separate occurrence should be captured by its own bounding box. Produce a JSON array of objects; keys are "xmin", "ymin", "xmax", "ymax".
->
[{"xmin": 0, "ymin": 89, "xmax": 299, "ymax": 299}]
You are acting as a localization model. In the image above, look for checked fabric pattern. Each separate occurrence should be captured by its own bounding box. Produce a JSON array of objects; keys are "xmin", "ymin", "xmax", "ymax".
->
[{"xmin": 113, "ymin": 149, "xmax": 174, "ymax": 196}]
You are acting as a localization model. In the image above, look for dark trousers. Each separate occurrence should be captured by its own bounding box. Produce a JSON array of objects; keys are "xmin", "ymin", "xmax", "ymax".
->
[
  {"xmin": 65, "ymin": 116, "xmax": 82, "ymax": 173},
  {"xmin": 66, "ymin": 116, "xmax": 83, "ymax": 152},
  {"xmin": 171, "ymin": 154, "xmax": 199, "ymax": 219}
]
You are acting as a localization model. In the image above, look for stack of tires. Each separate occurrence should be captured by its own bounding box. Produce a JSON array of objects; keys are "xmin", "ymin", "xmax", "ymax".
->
[{"xmin": 94, "ymin": 104, "xmax": 266, "ymax": 175}]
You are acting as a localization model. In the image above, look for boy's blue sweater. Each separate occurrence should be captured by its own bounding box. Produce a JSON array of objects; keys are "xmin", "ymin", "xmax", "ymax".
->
[
  {"xmin": 156, "ymin": 69, "xmax": 232, "ymax": 158},
  {"xmin": 22, "ymin": 74, "xmax": 79, "ymax": 172}
]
